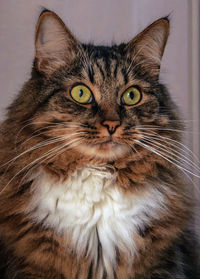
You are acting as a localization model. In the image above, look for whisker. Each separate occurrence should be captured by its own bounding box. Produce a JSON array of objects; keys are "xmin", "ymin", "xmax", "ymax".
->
[
  {"xmin": 20, "ymin": 139, "xmax": 83, "ymax": 185},
  {"xmin": 41, "ymin": 140, "xmax": 82, "ymax": 168},
  {"xmin": 2, "ymin": 132, "xmax": 86, "ymax": 169},
  {"xmin": 15, "ymin": 121, "xmax": 86, "ymax": 144},
  {"xmin": 141, "ymin": 135, "xmax": 200, "ymax": 167},
  {"xmin": 1, "ymin": 136, "xmax": 69, "ymax": 180},
  {"xmin": 134, "ymin": 140, "xmax": 200, "ymax": 178},
  {"xmin": 140, "ymin": 131, "xmax": 200, "ymax": 164},
  {"xmin": 141, "ymin": 137, "xmax": 200, "ymax": 174},
  {"xmin": 133, "ymin": 126, "xmax": 199, "ymax": 135},
  {"xmin": 127, "ymin": 142, "xmax": 144, "ymax": 161},
  {"xmin": 0, "ymin": 137, "xmax": 82, "ymax": 195},
  {"xmin": 21, "ymin": 126, "xmax": 85, "ymax": 146}
]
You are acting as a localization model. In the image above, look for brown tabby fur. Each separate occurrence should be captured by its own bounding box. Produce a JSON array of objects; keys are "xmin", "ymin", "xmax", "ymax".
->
[{"xmin": 0, "ymin": 10, "xmax": 198, "ymax": 279}]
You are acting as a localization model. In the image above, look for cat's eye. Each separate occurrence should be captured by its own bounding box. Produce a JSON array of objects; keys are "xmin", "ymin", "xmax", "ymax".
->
[
  {"xmin": 121, "ymin": 86, "xmax": 142, "ymax": 106},
  {"xmin": 70, "ymin": 84, "xmax": 93, "ymax": 104}
]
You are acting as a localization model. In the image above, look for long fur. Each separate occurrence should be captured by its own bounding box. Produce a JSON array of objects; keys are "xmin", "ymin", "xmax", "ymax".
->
[{"xmin": 0, "ymin": 11, "xmax": 199, "ymax": 279}]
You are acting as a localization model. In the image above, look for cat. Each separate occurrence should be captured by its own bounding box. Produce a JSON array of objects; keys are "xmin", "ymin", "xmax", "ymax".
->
[{"xmin": 0, "ymin": 9, "xmax": 199, "ymax": 279}]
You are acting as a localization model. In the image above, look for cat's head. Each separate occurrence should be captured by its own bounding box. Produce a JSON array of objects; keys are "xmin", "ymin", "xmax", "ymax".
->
[{"xmin": 10, "ymin": 11, "xmax": 180, "ymax": 165}]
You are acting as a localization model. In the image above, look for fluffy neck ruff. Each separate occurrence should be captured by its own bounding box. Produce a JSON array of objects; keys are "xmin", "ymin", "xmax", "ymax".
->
[{"xmin": 28, "ymin": 165, "xmax": 167, "ymax": 277}]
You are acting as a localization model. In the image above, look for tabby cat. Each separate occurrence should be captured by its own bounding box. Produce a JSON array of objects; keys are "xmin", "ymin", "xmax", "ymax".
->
[{"xmin": 0, "ymin": 10, "xmax": 199, "ymax": 279}]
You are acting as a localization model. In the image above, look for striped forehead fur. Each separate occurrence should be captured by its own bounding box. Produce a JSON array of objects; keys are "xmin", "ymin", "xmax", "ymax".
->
[{"xmin": 81, "ymin": 45, "xmax": 134, "ymax": 85}]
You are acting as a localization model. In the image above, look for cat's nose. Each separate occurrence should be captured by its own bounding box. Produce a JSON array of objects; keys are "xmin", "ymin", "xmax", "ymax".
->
[{"xmin": 101, "ymin": 120, "xmax": 120, "ymax": 135}]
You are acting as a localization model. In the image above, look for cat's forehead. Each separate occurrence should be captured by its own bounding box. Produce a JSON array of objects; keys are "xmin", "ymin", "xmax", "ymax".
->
[
  {"xmin": 78, "ymin": 43, "xmax": 149, "ymax": 97},
  {"xmin": 82, "ymin": 44, "xmax": 124, "ymax": 59},
  {"xmin": 72, "ymin": 44, "xmax": 149, "ymax": 102},
  {"xmin": 82, "ymin": 43, "xmax": 126, "ymax": 79}
]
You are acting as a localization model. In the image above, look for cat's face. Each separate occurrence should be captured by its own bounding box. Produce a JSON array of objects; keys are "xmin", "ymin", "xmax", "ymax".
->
[{"xmin": 19, "ymin": 11, "xmax": 179, "ymax": 163}]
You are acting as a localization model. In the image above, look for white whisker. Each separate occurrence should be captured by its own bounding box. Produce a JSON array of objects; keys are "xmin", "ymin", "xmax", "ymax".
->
[
  {"xmin": 21, "ymin": 126, "xmax": 85, "ymax": 146},
  {"xmin": 133, "ymin": 125, "xmax": 199, "ymax": 135},
  {"xmin": 134, "ymin": 140, "xmax": 200, "ymax": 179},
  {"xmin": 15, "ymin": 121, "xmax": 86, "ymax": 144},
  {"xmin": 0, "ymin": 137, "xmax": 82, "ymax": 195},
  {"xmin": 141, "ymin": 137, "xmax": 200, "ymax": 174},
  {"xmin": 2, "ymin": 132, "xmax": 86, "ymax": 169},
  {"xmin": 20, "ymin": 139, "xmax": 83, "ymax": 185},
  {"xmin": 140, "ymin": 131, "xmax": 200, "ymax": 165}
]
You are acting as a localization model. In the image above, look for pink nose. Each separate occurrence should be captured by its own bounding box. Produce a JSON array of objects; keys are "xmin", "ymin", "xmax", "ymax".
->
[{"xmin": 101, "ymin": 120, "xmax": 120, "ymax": 135}]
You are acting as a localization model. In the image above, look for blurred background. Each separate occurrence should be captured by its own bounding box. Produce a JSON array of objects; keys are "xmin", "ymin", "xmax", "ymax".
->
[{"xmin": 0, "ymin": 0, "xmax": 199, "ymax": 235}]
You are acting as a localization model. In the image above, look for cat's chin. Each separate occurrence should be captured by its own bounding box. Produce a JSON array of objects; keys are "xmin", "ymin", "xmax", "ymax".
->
[{"xmin": 76, "ymin": 142, "xmax": 130, "ymax": 161}]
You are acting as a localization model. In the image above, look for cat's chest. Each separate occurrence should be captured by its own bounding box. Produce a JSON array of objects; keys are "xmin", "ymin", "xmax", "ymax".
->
[{"xmin": 28, "ymin": 166, "xmax": 166, "ymax": 270}]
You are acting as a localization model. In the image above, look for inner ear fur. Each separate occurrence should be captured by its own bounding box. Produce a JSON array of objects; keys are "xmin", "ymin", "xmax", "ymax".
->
[
  {"xmin": 127, "ymin": 18, "xmax": 170, "ymax": 78},
  {"xmin": 35, "ymin": 11, "xmax": 81, "ymax": 75}
]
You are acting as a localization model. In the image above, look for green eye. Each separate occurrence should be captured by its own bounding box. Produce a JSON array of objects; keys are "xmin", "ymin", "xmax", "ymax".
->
[
  {"xmin": 70, "ymin": 84, "xmax": 92, "ymax": 104},
  {"xmin": 122, "ymin": 86, "xmax": 142, "ymax": 106}
]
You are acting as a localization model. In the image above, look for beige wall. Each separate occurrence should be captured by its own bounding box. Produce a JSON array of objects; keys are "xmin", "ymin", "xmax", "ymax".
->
[
  {"xmin": 0, "ymin": 0, "xmax": 199, "ymax": 233},
  {"xmin": 0, "ymin": 0, "xmax": 191, "ymax": 118}
]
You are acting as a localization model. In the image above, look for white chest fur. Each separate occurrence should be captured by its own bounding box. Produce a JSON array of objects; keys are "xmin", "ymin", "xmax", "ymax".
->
[{"xmin": 28, "ymin": 166, "xmax": 166, "ymax": 275}]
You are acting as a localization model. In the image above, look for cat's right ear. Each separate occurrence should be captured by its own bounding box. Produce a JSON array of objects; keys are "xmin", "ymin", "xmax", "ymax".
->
[
  {"xmin": 126, "ymin": 18, "xmax": 169, "ymax": 79},
  {"xmin": 35, "ymin": 11, "xmax": 80, "ymax": 75}
]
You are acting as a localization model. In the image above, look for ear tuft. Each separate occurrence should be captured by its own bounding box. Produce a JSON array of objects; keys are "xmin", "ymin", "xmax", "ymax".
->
[
  {"xmin": 127, "ymin": 18, "xmax": 170, "ymax": 78},
  {"xmin": 39, "ymin": 8, "xmax": 52, "ymax": 17},
  {"xmin": 35, "ymin": 11, "xmax": 80, "ymax": 75}
]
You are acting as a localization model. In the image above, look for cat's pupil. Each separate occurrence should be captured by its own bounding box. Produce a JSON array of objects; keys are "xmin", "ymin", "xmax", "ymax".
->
[
  {"xmin": 79, "ymin": 89, "xmax": 84, "ymax": 97},
  {"xmin": 129, "ymin": 91, "xmax": 135, "ymax": 100}
]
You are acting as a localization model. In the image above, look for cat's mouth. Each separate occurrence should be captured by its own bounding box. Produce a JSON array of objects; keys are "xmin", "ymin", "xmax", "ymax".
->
[
  {"xmin": 99, "ymin": 139, "xmax": 115, "ymax": 147},
  {"xmin": 76, "ymin": 138, "xmax": 130, "ymax": 161},
  {"xmin": 90, "ymin": 136, "xmax": 121, "ymax": 147}
]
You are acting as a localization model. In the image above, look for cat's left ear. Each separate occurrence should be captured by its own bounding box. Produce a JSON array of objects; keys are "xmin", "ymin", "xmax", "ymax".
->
[
  {"xmin": 127, "ymin": 18, "xmax": 169, "ymax": 78},
  {"xmin": 35, "ymin": 10, "xmax": 80, "ymax": 75}
]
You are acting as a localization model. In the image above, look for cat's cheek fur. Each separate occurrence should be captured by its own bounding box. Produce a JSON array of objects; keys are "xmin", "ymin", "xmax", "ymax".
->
[{"xmin": 26, "ymin": 166, "xmax": 167, "ymax": 276}]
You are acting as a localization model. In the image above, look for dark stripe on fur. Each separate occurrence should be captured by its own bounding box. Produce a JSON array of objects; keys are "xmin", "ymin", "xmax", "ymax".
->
[
  {"xmin": 96, "ymin": 228, "xmax": 102, "ymax": 269},
  {"xmin": 87, "ymin": 262, "xmax": 93, "ymax": 279},
  {"xmin": 121, "ymin": 68, "xmax": 129, "ymax": 84},
  {"xmin": 102, "ymin": 270, "xmax": 107, "ymax": 279},
  {"xmin": 103, "ymin": 57, "xmax": 111, "ymax": 78},
  {"xmin": 33, "ymin": 236, "xmax": 59, "ymax": 249},
  {"xmin": 14, "ymin": 224, "xmax": 35, "ymax": 243},
  {"xmin": 0, "ymin": 213, "xmax": 25, "ymax": 225},
  {"xmin": 88, "ymin": 66, "xmax": 94, "ymax": 83},
  {"xmin": 12, "ymin": 180, "xmax": 33, "ymax": 197},
  {"xmin": 113, "ymin": 61, "xmax": 119, "ymax": 78},
  {"xmin": 95, "ymin": 61, "xmax": 105, "ymax": 79},
  {"xmin": 37, "ymin": 88, "xmax": 64, "ymax": 109}
]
